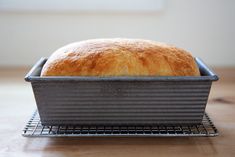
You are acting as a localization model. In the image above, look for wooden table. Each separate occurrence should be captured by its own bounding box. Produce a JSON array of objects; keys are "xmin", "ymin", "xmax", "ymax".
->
[{"xmin": 0, "ymin": 68, "xmax": 234, "ymax": 157}]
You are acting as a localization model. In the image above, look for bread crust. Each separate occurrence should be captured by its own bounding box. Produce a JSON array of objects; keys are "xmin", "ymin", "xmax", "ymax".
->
[{"xmin": 41, "ymin": 39, "xmax": 200, "ymax": 76}]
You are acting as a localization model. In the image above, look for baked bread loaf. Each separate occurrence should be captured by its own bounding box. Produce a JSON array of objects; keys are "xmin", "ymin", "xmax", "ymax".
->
[{"xmin": 41, "ymin": 39, "xmax": 200, "ymax": 76}]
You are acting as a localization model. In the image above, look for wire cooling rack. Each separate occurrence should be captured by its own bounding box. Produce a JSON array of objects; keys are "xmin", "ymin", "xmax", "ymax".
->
[{"xmin": 22, "ymin": 110, "xmax": 218, "ymax": 137}]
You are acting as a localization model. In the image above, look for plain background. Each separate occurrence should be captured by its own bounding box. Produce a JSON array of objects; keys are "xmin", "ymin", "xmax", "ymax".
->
[{"xmin": 0, "ymin": 0, "xmax": 234, "ymax": 67}]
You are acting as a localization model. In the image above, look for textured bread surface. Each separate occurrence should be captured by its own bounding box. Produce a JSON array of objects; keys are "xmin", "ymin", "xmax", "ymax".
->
[{"xmin": 41, "ymin": 39, "xmax": 200, "ymax": 76}]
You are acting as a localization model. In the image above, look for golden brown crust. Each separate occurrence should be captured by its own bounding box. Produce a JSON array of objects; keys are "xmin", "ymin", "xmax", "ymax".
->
[{"xmin": 41, "ymin": 39, "xmax": 200, "ymax": 76}]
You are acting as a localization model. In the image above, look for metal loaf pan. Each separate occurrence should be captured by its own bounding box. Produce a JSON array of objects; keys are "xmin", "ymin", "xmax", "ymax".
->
[{"xmin": 25, "ymin": 57, "xmax": 218, "ymax": 126}]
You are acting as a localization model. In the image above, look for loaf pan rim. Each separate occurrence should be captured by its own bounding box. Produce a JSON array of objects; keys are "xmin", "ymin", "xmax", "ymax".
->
[{"xmin": 25, "ymin": 57, "xmax": 219, "ymax": 82}]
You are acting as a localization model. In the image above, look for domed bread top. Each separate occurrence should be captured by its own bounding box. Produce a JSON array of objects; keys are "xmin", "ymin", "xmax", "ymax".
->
[{"xmin": 41, "ymin": 39, "xmax": 200, "ymax": 76}]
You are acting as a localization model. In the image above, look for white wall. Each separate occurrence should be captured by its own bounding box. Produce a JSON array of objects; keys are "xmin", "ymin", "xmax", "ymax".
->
[{"xmin": 0, "ymin": 0, "xmax": 234, "ymax": 66}]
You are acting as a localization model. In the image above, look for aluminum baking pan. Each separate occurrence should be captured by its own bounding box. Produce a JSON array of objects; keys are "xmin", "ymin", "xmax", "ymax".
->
[{"xmin": 25, "ymin": 57, "xmax": 218, "ymax": 126}]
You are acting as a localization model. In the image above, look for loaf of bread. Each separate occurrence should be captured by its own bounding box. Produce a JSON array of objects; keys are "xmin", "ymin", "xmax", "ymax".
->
[{"xmin": 41, "ymin": 39, "xmax": 200, "ymax": 76}]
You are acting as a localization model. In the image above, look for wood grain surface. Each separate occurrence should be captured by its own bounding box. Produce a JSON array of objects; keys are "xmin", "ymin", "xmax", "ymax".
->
[{"xmin": 0, "ymin": 67, "xmax": 234, "ymax": 157}]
